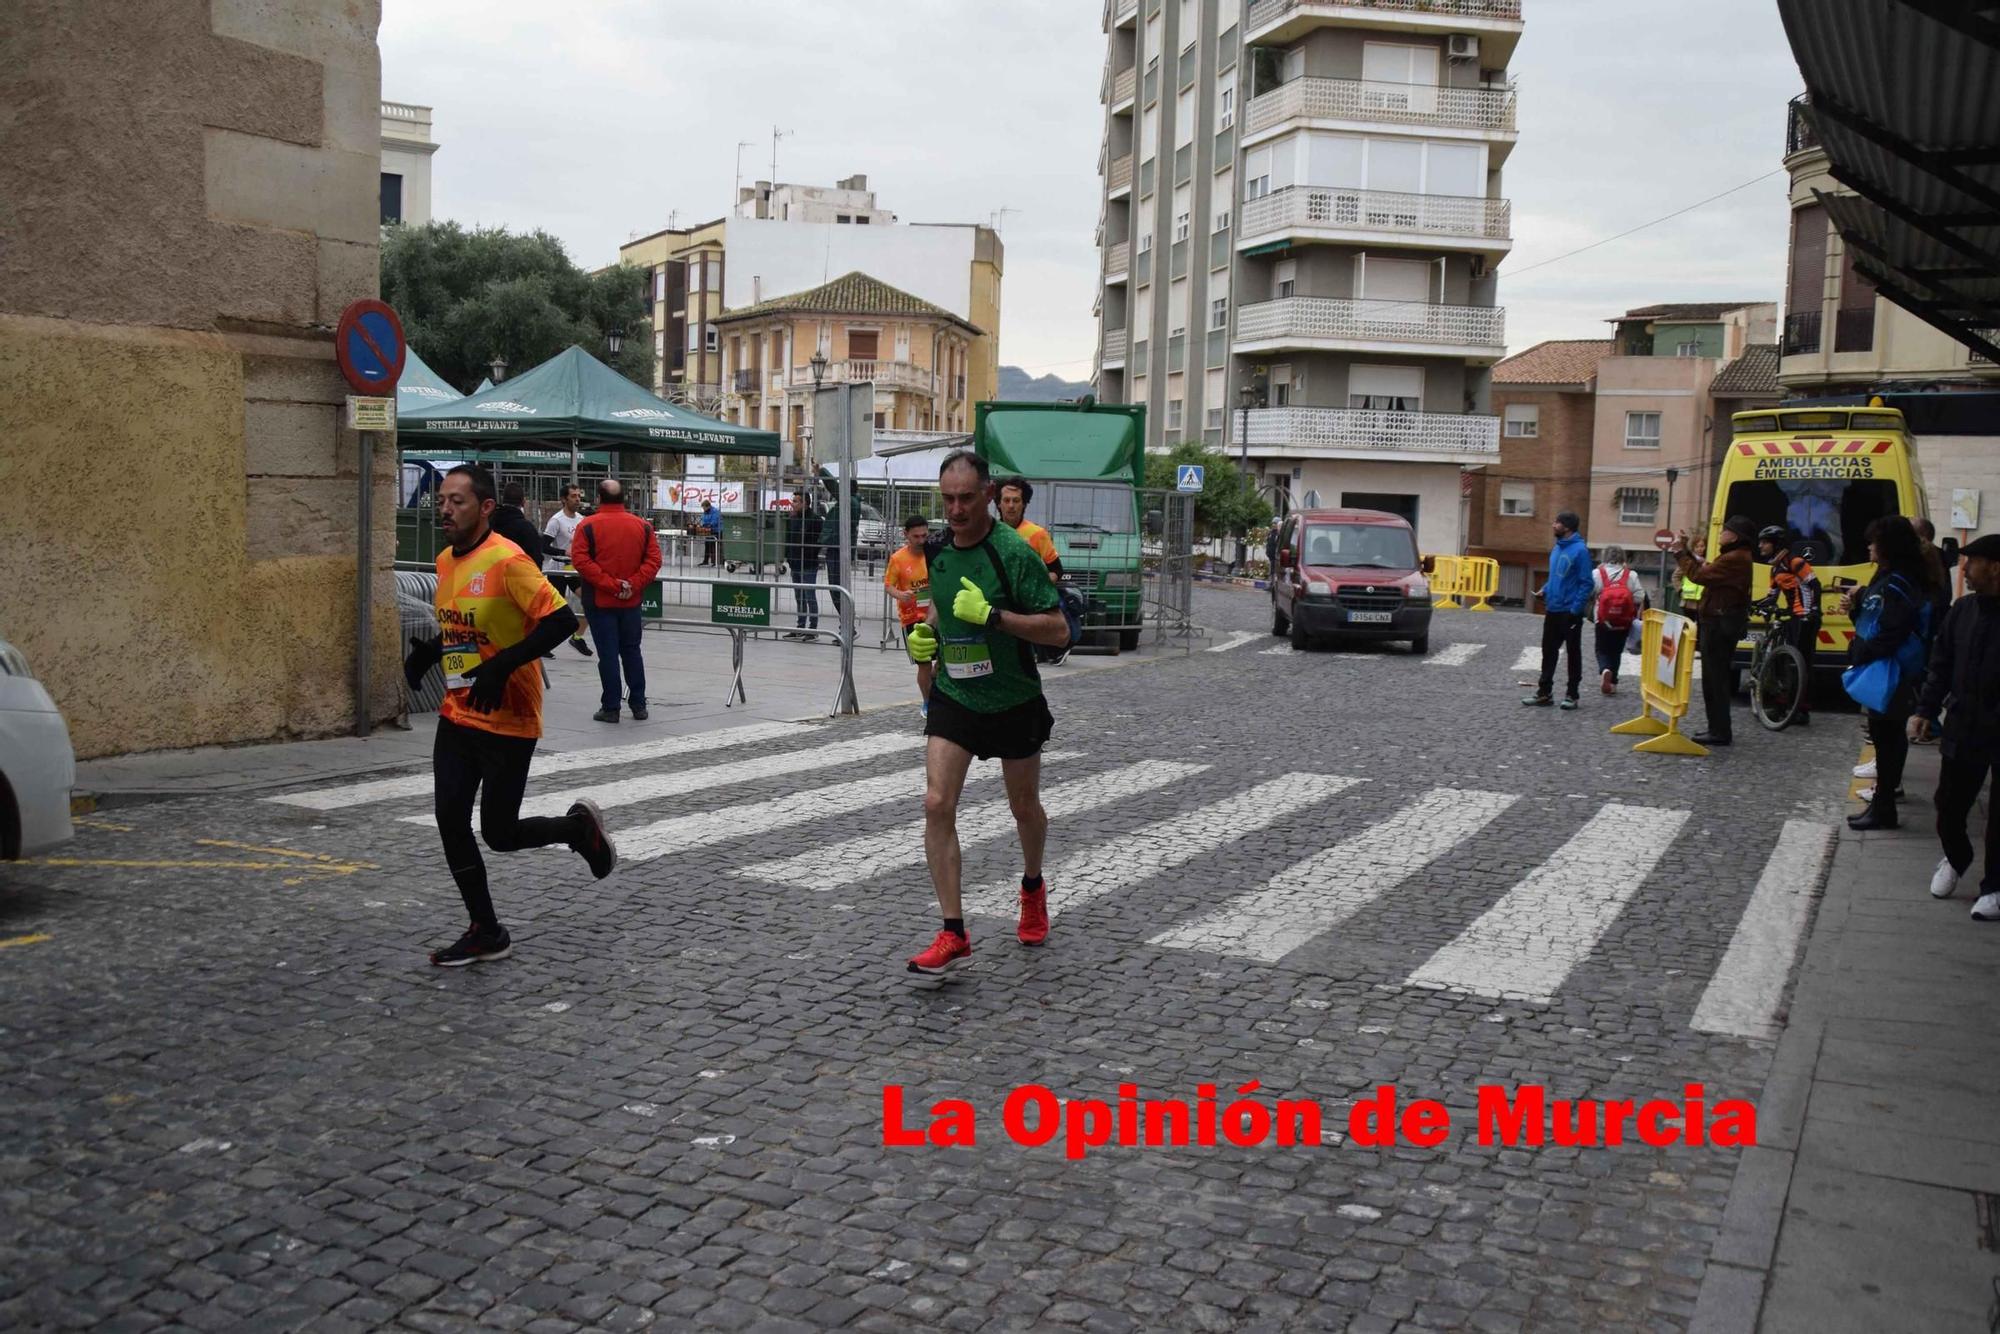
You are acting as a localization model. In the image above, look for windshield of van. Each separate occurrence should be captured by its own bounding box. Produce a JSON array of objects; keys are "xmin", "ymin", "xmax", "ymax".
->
[
  {"xmin": 1300, "ymin": 523, "xmax": 1416, "ymax": 569},
  {"xmin": 1025, "ymin": 482, "xmax": 1137, "ymax": 534},
  {"xmin": 1721, "ymin": 478, "xmax": 1900, "ymax": 567}
]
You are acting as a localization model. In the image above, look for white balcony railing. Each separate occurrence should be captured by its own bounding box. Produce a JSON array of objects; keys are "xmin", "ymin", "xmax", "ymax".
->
[
  {"xmin": 1239, "ymin": 185, "xmax": 1510, "ymax": 245},
  {"xmin": 786, "ymin": 360, "xmax": 937, "ymax": 394},
  {"xmin": 381, "ymin": 100, "xmax": 431, "ymax": 123},
  {"xmin": 1237, "ymin": 405, "xmax": 1500, "ymax": 458},
  {"xmin": 1107, "ymin": 154, "xmax": 1134, "ymax": 195},
  {"xmin": 1245, "ymin": 77, "xmax": 1517, "ymax": 138},
  {"xmin": 1246, "ymin": 0, "xmax": 1522, "ymax": 32},
  {"xmin": 1112, "ymin": 67, "xmax": 1136, "ymax": 107},
  {"xmin": 1236, "ymin": 296, "xmax": 1506, "ymax": 352},
  {"xmin": 1103, "ymin": 329, "xmax": 1129, "ymax": 364},
  {"xmin": 1105, "ymin": 241, "xmax": 1130, "ymax": 277}
]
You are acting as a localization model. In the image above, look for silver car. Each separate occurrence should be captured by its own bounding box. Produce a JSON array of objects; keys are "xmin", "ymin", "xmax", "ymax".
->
[{"xmin": 0, "ymin": 636, "xmax": 76, "ymax": 859}]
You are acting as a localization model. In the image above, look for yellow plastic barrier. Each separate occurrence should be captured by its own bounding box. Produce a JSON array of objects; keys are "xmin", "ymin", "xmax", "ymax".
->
[
  {"xmin": 1608, "ymin": 609, "xmax": 1707, "ymax": 757},
  {"xmin": 1428, "ymin": 554, "xmax": 1464, "ymax": 609},
  {"xmin": 1460, "ymin": 556, "xmax": 1499, "ymax": 612}
]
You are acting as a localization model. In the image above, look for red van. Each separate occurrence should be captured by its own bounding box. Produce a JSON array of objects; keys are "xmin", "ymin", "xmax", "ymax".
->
[{"xmin": 1269, "ymin": 508, "xmax": 1433, "ymax": 654}]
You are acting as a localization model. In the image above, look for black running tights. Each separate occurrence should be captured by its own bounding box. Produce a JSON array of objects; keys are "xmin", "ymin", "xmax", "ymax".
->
[{"xmin": 433, "ymin": 718, "xmax": 585, "ymax": 929}]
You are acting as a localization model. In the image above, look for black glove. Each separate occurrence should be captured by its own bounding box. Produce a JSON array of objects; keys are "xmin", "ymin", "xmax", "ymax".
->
[
  {"xmin": 461, "ymin": 653, "xmax": 524, "ymax": 713},
  {"xmin": 404, "ymin": 635, "xmax": 442, "ymax": 691},
  {"xmin": 1752, "ymin": 596, "xmax": 1777, "ymax": 616}
]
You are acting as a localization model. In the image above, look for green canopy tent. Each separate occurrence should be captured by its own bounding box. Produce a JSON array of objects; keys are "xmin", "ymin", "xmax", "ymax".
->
[
  {"xmin": 472, "ymin": 377, "xmax": 494, "ymax": 394},
  {"xmin": 396, "ymin": 346, "xmax": 465, "ymax": 414},
  {"xmin": 399, "ymin": 345, "xmax": 780, "ymax": 483}
]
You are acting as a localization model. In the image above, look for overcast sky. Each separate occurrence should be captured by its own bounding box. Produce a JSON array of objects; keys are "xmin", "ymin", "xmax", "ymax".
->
[{"xmin": 383, "ymin": 0, "xmax": 1804, "ymax": 380}]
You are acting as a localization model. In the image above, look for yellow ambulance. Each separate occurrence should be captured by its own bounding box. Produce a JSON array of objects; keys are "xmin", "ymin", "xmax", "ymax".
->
[{"xmin": 1708, "ymin": 404, "xmax": 1929, "ymax": 667}]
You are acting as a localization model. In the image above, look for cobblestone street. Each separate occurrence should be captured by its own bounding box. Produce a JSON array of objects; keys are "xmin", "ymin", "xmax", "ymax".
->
[{"xmin": 0, "ymin": 590, "xmax": 1858, "ymax": 1332}]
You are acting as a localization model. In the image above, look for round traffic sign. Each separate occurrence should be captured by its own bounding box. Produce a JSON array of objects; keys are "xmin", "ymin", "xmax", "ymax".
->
[
  {"xmin": 1653, "ymin": 527, "xmax": 1677, "ymax": 551},
  {"xmin": 334, "ymin": 299, "xmax": 407, "ymax": 396}
]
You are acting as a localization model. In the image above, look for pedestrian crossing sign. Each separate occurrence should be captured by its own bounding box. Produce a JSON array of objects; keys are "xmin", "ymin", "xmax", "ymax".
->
[{"xmin": 1176, "ymin": 465, "xmax": 1205, "ymax": 493}]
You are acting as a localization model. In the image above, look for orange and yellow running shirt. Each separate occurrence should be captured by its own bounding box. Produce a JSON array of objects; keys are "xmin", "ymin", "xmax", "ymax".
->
[
  {"xmin": 435, "ymin": 530, "xmax": 563, "ymax": 739},
  {"xmin": 1014, "ymin": 519, "xmax": 1060, "ymax": 570},
  {"xmin": 884, "ymin": 547, "xmax": 931, "ymax": 628}
]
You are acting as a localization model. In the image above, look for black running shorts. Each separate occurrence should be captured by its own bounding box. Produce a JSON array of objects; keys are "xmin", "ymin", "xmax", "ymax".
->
[{"xmin": 924, "ymin": 688, "xmax": 1053, "ymax": 762}]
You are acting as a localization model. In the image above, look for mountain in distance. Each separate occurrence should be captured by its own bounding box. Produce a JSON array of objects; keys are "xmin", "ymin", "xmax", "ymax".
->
[{"xmin": 997, "ymin": 365, "xmax": 1091, "ymax": 402}]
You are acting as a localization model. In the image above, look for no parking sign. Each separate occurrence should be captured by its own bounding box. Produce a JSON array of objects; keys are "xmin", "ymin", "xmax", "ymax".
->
[{"xmin": 334, "ymin": 299, "xmax": 408, "ymax": 396}]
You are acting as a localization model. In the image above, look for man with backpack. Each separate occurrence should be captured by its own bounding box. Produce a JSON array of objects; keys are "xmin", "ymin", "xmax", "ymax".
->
[
  {"xmin": 902, "ymin": 451, "xmax": 1071, "ymax": 978},
  {"xmin": 1589, "ymin": 543, "xmax": 1646, "ymax": 696}
]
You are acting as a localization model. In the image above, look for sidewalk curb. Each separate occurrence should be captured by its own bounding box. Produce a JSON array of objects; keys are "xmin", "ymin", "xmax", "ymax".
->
[{"xmin": 1688, "ymin": 815, "xmax": 1853, "ymax": 1333}]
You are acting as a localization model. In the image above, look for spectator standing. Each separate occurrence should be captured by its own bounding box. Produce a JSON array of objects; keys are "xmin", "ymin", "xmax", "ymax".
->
[
  {"xmin": 571, "ymin": 479, "xmax": 662, "ymax": 723},
  {"xmin": 1671, "ymin": 516, "xmax": 1756, "ymax": 746},
  {"xmin": 1843, "ymin": 515, "xmax": 1940, "ymax": 829},
  {"xmin": 1916, "ymin": 517, "xmax": 1950, "ymax": 594},
  {"xmin": 1912, "ymin": 534, "xmax": 2000, "ymax": 916},
  {"xmin": 540, "ymin": 483, "xmax": 593, "ymax": 658},
  {"xmin": 1589, "ymin": 543, "xmax": 1647, "ymax": 696},
  {"xmin": 699, "ymin": 500, "xmax": 722, "ymax": 567},
  {"xmin": 785, "ymin": 495, "xmax": 823, "ymax": 640},
  {"xmin": 1523, "ymin": 511, "xmax": 1593, "ymax": 710},
  {"xmin": 490, "ymin": 481, "xmax": 543, "ymax": 565}
]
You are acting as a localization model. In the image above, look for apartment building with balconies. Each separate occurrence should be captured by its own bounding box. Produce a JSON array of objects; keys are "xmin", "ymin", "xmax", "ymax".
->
[
  {"xmin": 712, "ymin": 272, "xmax": 978, "ymax": 468},
  {"xmin": 1093, "ymin": 0, "xmax": 1522, "ymax": 555}
]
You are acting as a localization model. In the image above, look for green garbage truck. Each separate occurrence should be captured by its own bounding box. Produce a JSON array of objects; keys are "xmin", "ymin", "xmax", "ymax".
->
[{"xmin": 973, "ymin": 398, "xmax": 1147, "ymax": 653}]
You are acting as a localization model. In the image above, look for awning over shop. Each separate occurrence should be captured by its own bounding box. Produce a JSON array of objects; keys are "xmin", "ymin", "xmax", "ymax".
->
[
  {"xmin": 1779, "ymin": 0, "xmax": 2000, "ymax": 362},
  {"xmin": 398, "ymin": 345, "xmax": 781, "ymax": 457}
]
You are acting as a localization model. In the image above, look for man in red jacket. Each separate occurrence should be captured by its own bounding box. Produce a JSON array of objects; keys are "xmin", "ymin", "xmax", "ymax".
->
[{"xmin": 571, "ymin": 479, "xmax": 663, "ymax": 723}]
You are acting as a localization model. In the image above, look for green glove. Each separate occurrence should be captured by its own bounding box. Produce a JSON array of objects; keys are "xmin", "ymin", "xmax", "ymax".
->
[
  {"xmin": 952, "ymin": 576, "xmax": 995, "ymax": 628},
  {"xmin": 906, "ymin": 623, "xmax": 938, "ymax": 663}
]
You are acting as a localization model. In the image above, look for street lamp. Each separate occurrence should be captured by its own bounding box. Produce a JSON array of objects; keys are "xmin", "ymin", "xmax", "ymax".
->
[
  {"xmin": 605, "ymin": 326, "xmax": 625, "ymax": 359},
  {"xmin": 809, "ymin": 348, "xmax": 829, "ymax": 389},
  {"xmin": 489, "ymin": 355, "xmax": 507, "ymax": 384}
]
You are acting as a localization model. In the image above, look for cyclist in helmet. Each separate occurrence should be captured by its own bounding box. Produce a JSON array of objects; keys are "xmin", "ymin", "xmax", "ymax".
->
[{"xmin": 1755, "ymin": 524, "xmax": 1822, "ymax": 724}]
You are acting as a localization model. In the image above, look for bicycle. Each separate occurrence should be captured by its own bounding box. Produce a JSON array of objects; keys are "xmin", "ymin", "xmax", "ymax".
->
[{"xmin": 1748, "ymin": 598, "xmax": 1808, "ymax": 731}]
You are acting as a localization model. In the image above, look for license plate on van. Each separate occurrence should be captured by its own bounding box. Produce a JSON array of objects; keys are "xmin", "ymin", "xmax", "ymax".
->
[{"xmin": 1348, "ymin": 611, "xmax": 1393, "ymax": 624}]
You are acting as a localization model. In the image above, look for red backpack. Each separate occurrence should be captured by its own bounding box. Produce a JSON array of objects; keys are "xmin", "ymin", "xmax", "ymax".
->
[{"xmin": 1597, "ymin": 567, "xmax": 1638, "ymax": 631}]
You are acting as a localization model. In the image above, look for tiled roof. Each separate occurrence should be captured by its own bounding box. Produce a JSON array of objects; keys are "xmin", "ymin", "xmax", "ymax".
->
[
  {"xmin": 716, "ymin": 271, "xmax": 981, "ymax": 333},
  {"xmin": 1492, "ymin": 339, "xmax": 1612, "ymax": 386},
  {"xmin": 1710, "ymin": 343, "xmax": 1781, "ymax": 397},
  {"xmin": 1618, "ymin": 301, "xmax": 1766, "ymax": 321}
]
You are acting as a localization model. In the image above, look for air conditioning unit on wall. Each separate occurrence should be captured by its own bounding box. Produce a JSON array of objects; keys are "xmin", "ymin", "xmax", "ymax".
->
[{"xmin": 1448, "ymin": 34, "xmax": 1480, "ymax": 61}]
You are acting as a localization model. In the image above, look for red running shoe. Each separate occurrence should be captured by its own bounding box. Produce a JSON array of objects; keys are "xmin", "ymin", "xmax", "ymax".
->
[
  {"xmin": 1018, "ymin": 884, "xmax": 1050, "ymax": 946},
  {"xmin": 907, "ymin": 929, "xmax": 973, "ymax": 976}
]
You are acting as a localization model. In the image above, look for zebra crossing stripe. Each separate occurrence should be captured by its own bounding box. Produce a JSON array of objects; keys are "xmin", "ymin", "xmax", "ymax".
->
[
  {"xmin": 1259, "ymin": 644, "xmax": 1292, "ymax": 656},
  {"xmin": 1690, "ymin": 820, "xmax": 1835, "ymax": 1041},
  {"xmin": 1150, "ymin": 787, "xmax": 1517, "ymax": 962},
  {"xmin": 960, "ymin": 774, "xmax": 1362, "ymax": 924},
  {"xmin": 615, "ymin": 751, "xmax": 1083, "ymax": 863},
  {"xmin": 1512, "ymin": 647, "xmax": 1539, "ymax": 673},
  {"xmin": 1423, "ymin": 643, "xmax": 1485, "ymax": 667},
  {"xmin": 739, "ymin": 759, "xmax": 1208, "ymax": 888},
  {"xmin": 1405, "ymin": 803, "xmax": 1690, "ymax": 1002},
  {"xmin": 400, "ymin": 732, "xmax": 921, "ymax": 827},
  {"xmin": 1208, "ymin": 631, "xmax": 1261, "ymax": 653},
  {"xmin": 267, "ymin": 720, "xmax": 809, "ymax": 810}
]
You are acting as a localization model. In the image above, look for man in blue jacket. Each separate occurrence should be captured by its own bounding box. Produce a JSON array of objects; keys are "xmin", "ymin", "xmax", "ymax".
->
[{"xmin": 1525, "ymin": 510, "xmax": 1594, "ymax": 710}]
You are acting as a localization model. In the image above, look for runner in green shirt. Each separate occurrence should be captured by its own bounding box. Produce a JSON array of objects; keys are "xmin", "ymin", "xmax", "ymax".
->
[{"xmin": 904, "ymin": 451, "xmax": 1069, "ymax": 978}]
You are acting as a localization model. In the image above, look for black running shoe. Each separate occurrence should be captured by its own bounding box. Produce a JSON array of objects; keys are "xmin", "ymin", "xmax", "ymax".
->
[
  {"xmin": 570, "ymin": 798, "xmax": 618, "ymax": 878},
  {"xmin": 431, "ymin": 922, "xmax": 511, "ymax": 967},
  {"xmin": 571, "ymin": 636, "xmax": 594, "ymax": 657}
]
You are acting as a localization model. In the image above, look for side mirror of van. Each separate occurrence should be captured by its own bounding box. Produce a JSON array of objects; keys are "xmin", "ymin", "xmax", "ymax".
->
[
  {"xmin": 1421, "ymin": 555, "xmax": 1436, "ymax": 575},
  {"xmin": 1143, "ymin": 509, "xmax": 1164, "ymax": 536}
]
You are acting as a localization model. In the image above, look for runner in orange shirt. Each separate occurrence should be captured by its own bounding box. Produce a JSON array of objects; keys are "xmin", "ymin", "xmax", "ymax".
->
[
  {"xmin": 997, "ymin": 478, "xmax": 1063, "ymax": 584},
  {"xmin": 403, "ymin": 464, "xmax": 618, "ymax": 967},
  {"xmin": 885, "ymin": 514, "xmax": 935, "ymax": 710}
]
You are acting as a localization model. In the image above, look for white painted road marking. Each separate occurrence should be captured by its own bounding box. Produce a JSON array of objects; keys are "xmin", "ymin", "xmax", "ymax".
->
[
  {"xmin": 267, "ymin": 720, "xmax": 808, "ymax": 810},
  {"xmin": 960, "ymin": 774, "xmax": 1362, "ymax": 924},
  {"xmin": 1259, "ymin": 645, "xmax": 1293, "ymax": 656},
  {"xmin": 616, "ymin": 751, "xmax": 1082, "ymax": 863},
  {"xmin": 1208, "ymin": 631, "xmax": 1261, "ymax": 653},
  {"xmin": 739, "ymin": 760, "xmax": 1208, "ymax": 888},
  {"xmin": 1152, "ymin": 787, "xmax": 1517, "ymax": 962},
  {"xmin": 1406, "ymin": 803, "xmax": 1690, "ymax": 1002},
  {"xmin": 1511, "ymin": 647, "xmax": 1539, "ymax": 673},
  {"xmin": 1691, "ymin": 820, "xmax": 1835, "ymax": 1040},
  {"xmin": 1423, "ymin": 643, "xmax": 1486, "ymax": 667},
  {"xmin": 400, "ymin": 732, "xmax": 920, "ymax": 827}
]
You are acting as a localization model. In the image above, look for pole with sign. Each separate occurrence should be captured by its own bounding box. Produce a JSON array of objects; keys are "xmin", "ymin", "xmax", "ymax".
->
[{"xmin": 334, "ymin": 299, "xmax": 407, "ymax": 737}]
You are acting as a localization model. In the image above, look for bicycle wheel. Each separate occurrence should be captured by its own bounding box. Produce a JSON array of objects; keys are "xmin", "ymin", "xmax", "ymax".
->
[{"xmin": 1752, "ymin": 641, "xmax": 1807, "ymax": 731}]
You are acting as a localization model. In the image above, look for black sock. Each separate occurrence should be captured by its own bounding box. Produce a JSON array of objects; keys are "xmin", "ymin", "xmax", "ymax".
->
[
  {"xmin": 943, "ymin": 917, "xmax": 966, "ymax": 938},
  {"xmin": 1022, "ymin": 875, "xmax": 1045, "ymax": 893}
]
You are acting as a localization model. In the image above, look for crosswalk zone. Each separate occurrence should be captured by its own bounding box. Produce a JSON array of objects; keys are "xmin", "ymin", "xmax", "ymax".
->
[{"xmin": 260, "ymin": 721, "xmax": 1828, "ymax": 1036}]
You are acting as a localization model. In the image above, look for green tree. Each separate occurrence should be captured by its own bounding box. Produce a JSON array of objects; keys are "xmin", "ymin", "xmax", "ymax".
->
[
  {"xmin": 379, "ymin": 221, "xmax": 655, "ymax": 392},
  {"xmin": 1144, "ymin": 443, "xmax": 1272, "ymax": 544}
]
